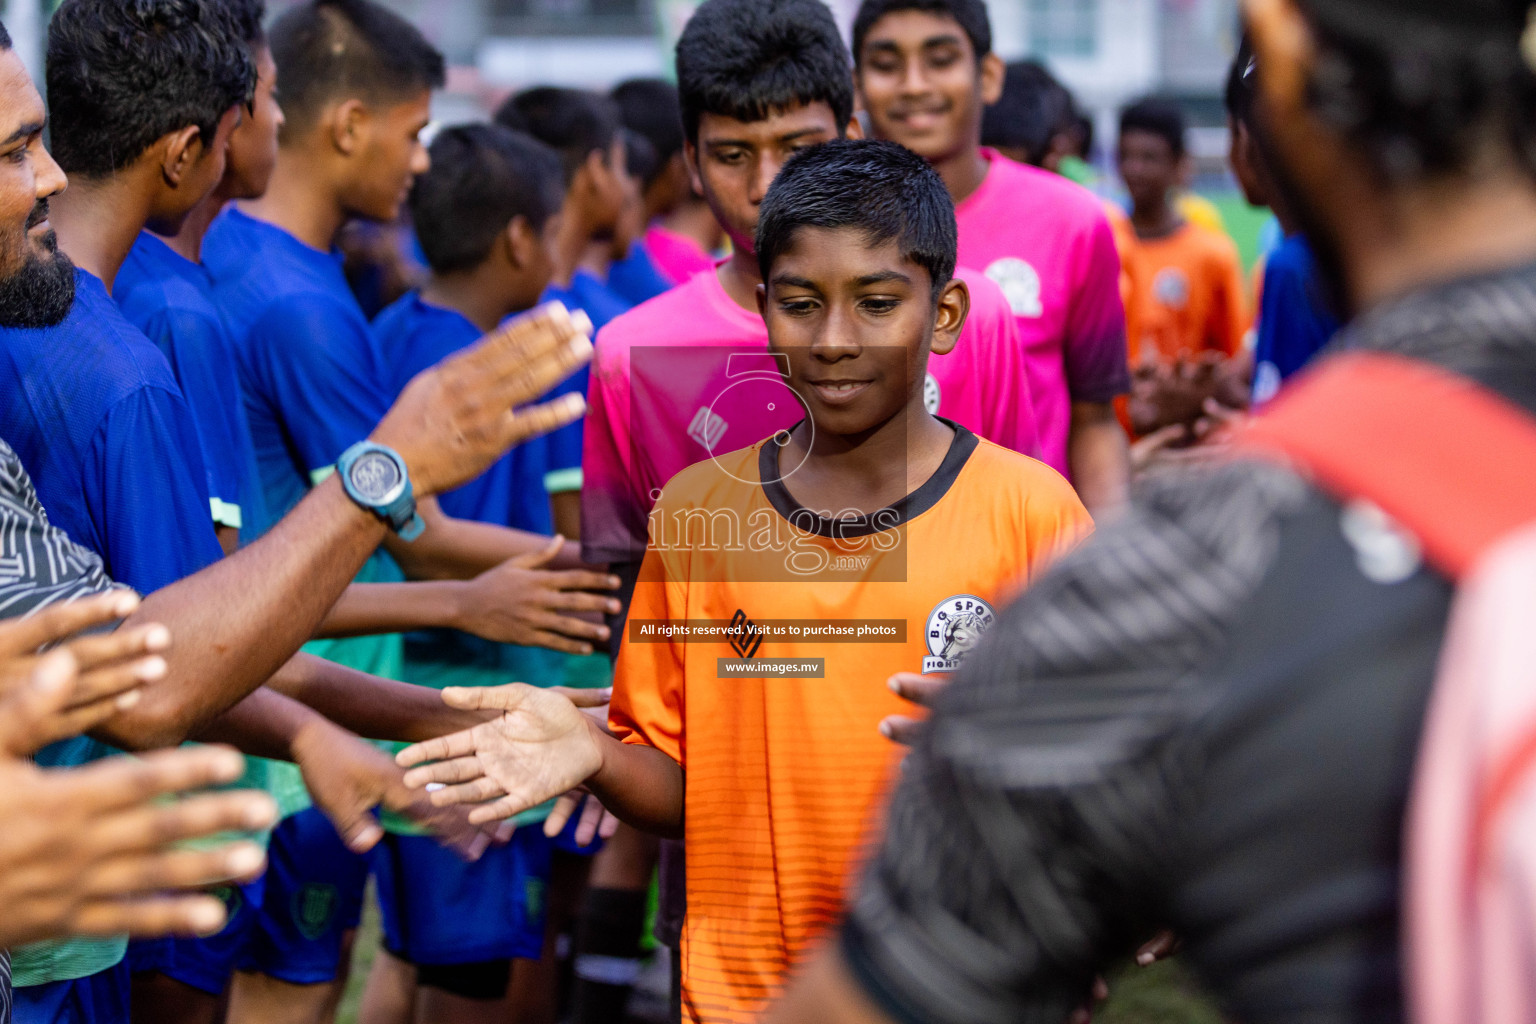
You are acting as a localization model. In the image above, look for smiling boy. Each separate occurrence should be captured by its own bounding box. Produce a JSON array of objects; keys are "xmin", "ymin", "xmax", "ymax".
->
[
  {"xmin": 853, "ymin": 0, "xmax": 1131, "ymax": 511},
  {"xmin": 582, "ymin": 0, "xmax": 1042, "ymax": 594},
  {"xmin": 397, "ymin": 139, "xmax": 1092, "ymax": 1024}
]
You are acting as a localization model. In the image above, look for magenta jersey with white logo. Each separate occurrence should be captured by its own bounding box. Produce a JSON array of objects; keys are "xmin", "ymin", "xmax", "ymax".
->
[
  {"xmin": 580, "ymin": 263, "xmax": 1043, "ymax": 566},
  {"xmin": 955, "ymin": 150, "xmax": 1130, "ymax": 474}
]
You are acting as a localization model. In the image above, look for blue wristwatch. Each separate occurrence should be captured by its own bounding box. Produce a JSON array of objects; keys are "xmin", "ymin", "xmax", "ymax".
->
[{"xmin": 337, "ymin": 441, "xmax": 425, "ymax": 541}]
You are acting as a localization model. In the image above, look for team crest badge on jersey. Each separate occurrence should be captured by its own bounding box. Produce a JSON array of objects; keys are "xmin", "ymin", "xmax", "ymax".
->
[
  {"xmin": 1153, "ymin": 267, "xmax": 1191, "ymax": 310},
  {"xmin": 922, "ymin": 594, "xmax": 997, "ymax": 674},
  {"xmin": 923, "ymin": 372, "xmax": 941, "ymax": 414},
  {"xmin": 985, "ymin": 257, "xmax": 1043, "ymax": 318}
]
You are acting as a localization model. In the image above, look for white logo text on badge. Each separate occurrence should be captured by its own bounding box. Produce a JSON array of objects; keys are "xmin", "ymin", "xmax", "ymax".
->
[
  {"xmin": 922, "ymin": 594, "xmax": 997, "ymax": 674},
  {"xmin": 985, "ymin": 257, "xmax": 1043, "ymax": 318}
]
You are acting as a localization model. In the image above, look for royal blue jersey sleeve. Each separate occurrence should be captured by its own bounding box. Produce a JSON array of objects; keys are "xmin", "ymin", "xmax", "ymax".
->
[
  {"xmin": 82, "ymin": 387, "xmax": 224, "ymax": 594},
  {"xmin": 244, "ymin": 291, "xmax": 395, "ymax": 480},
  {"xmin": 541, "ymin": 364, "xmax": 590, "ymax": 484},
  {"xmin": 133, "ymin": 303, "xmax": 248, "ymax": 527}
]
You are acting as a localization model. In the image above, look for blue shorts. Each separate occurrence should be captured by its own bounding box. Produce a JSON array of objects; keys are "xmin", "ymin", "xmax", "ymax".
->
[
  {"xmin": 236, "ymin": 807, "xmax": 368, "ymax": 984},
  {"xmin": 372, "ymin": 827, "xmax": 548, "ymax": 965},
  {"xmin": 11, "ymin": 960, "xmax": 130, "ymax": 1024},
  {"xmin": 125, "ymin": 877, "xmax": 264, "ymax": 996}
]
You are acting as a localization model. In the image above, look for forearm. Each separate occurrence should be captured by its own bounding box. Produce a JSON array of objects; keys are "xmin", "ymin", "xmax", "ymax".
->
[
  {"xmin": 384, "ymin": 498, "xmax": 556, "ymax": 580},
  {"xmin": 316, "ymin": 581, "xmax": 463, "ymax": 638},
  {"xmin": 584, "ymin": 723, "xmax": 685, "ymax": 839},
  {"xmin": 187, "ymin": 686, "xmax": 321, "ymax": 762},
  {"xmin": 1068, "ymin": 402, "xmax": 1131, "ymax": 518},
  {"xmin": 98, "ymin": 477, "xmax": 387, "ymax": 749},
  {"xmin": 267, "ymin": 652, "xmax": 492, "ymax": 743}
]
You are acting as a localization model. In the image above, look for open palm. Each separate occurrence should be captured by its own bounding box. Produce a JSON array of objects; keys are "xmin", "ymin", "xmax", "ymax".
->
[{"xmin": 396, "ymin": 684, "xmax": 605, "ymax": 825}]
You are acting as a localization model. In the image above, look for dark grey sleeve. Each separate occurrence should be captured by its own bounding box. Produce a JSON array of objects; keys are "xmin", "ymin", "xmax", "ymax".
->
[
  {"xmin": 0, "ymin": 439, "xmax": 117, "ymax": 619},
  {"xmin": 840, "ymin": 462, "xmax": 1310, "ymax": 1024}
]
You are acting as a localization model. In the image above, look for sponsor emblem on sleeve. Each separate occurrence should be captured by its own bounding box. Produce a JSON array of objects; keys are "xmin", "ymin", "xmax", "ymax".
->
[{"xmin": 922, "ymin": 594, "xmax": 996, "ymax": 674}]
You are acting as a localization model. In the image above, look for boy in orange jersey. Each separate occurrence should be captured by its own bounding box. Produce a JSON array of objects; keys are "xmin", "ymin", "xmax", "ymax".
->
[
  {"xmin": 394, "ymin": 139, "xmax": 1092, "ymax": 1024},
  {"xmin": 1116, "ymin": 96, "xmax": 1249, "ymax": 368}
]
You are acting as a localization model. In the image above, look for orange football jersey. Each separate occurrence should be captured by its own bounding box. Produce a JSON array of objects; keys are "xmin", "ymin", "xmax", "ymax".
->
[
  {"xmin": 1113, "ymin": 216, "xmax": 1250, "ymax": 367},
  {"xmin": 609, "ymin": 424, "xmax": 1092, "ymax": 1024}
]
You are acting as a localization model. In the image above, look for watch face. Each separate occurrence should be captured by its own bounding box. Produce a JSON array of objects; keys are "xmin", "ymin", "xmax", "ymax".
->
[{"xmin": 350, "ymin": 451, "xmax": 404, "ymax": 504}]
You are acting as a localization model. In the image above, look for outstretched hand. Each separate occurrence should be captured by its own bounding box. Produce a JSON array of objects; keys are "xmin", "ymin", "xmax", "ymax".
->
[
  {"xmin": 0, "ymin": 591, "xmax": 172, "ymax": 755},
  {"xmin": 396, "ymin": 684, "xmax": 610, "ymax": 826},
  {"xmin": 373, "ymin": 302, "xmax": 595, "ymax": 498},
  {"xmin": 0, "ymin": 685, "xmax": 276, "ymax": 951},
  {"xmin": 293, "ymin": 720, "xmax": 502, "ymax": 861},
  {"xmin": 456, "ymin": 536, "xmax": 622, "ymax": 655}
]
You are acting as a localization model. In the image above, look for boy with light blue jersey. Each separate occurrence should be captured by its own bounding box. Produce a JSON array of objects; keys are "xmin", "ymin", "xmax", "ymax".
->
[{"xmin": 370, "ymin": 122, "xmax": 573, "ymax": 1022}]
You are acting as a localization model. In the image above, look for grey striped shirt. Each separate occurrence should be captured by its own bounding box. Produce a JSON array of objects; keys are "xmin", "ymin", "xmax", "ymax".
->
[
  {"xmin": 843, "ymin": 261, "xmax": 1536, "ymax": 1024},
  {"xmin": 0, "ymin": 437, "xmax": 118, "ymax": 1021}
]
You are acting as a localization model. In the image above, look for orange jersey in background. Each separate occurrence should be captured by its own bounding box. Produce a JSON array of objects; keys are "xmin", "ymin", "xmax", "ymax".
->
[
  {"xmin": 1113, "ymin": 215, "xmax": 1250, "ymax": 367},
  {"xmin": 609, "ymin": 425, "xmax": 1092, "ymax": 1024}
]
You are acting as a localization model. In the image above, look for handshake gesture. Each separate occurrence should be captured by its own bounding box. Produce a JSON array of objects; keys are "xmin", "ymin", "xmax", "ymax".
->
[{"xmin": 396, "ymin": 684, "xmax": 624, "ymax": 844}]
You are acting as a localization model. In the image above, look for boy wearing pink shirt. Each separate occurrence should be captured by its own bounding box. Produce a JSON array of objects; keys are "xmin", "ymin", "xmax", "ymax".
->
[
  {"xmin": 853, "ymin": 0, "xmax": 1132, "ymax": 512},
  {"xmin": 582, "ymin": 0, "xmax": 1041, "ymax": 572}
]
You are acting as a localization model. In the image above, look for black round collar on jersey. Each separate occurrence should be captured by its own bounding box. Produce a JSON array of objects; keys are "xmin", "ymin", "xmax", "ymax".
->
[{"xmin": 756, "ymin": 418, "xmax": 980, "ymax": 539}]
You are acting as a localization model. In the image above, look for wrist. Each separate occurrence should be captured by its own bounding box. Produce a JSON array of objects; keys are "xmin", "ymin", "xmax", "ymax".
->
[
  {"xmin": 338, "ymin": 441, "xmax": 424, "ymax": 541},
  {"xmin": 434, "ymin": 579, "xmax": 472, "ymax": 631},
  {"xmin": 583, "ymin": 714, "xmax": 613, "ymax": 788},
  {"xmin": 289, "ymin": 713, "xmax": 344, "ymax": 766}
]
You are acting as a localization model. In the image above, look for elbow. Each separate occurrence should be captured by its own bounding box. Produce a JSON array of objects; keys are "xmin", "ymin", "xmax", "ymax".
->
[{"xmin": 94, "ymin": 700, "xmax": 197, "ymax": 752}]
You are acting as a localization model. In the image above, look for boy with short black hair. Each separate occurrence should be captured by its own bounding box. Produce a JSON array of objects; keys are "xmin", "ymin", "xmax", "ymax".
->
[
  {"xmin": 494, "ymin": 86, "xmax": 633, "ymax": 538},
  {"xmin": 852, "ymin": 0, "xmax": 1131, "ymax": 511},
  {"xmin": 0, "ymin": 2, "xmax": 594, "ymax": 1021},
  {"xmin": 202, "ymin": 4, "xmax": 613, "ymax": 1019},
  {"xmin": 366, "ymin": 124, "xmax": 571, "ymax": 1023},
  {"xmin": 398, "ymin": 138, "xmax": 1093, "ymax": 1024},
  {"xmin": 610, "ymin": 77, "xmax": 722, "ymax": 288},
  {"xmin": 583, "ymin": 0, "xmax": 1040, "ymax": 584},
  {"xmin": 1115, "ymin": 96, "xmax": 1248, "ymax": 371}
]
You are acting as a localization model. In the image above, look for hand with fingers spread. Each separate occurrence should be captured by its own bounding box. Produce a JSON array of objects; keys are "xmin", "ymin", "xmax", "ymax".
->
[
  {"xmin": 292, "ymin": 717, "xmax": 500, "ymax": 861},
  {"xmin": 372, "ymin": 302, "xmax": 595, "ymax": 498},
  {"xmin": 0, "ymin": 662, "xmax": 276, "ymax": 947},
  {"xmin": 0, "ymin": 590, "xmax": 172, "ymax": 752},
  {"xmin": 453, "ymin": 536, "xmax": 622, "ymax": 655},
  {"xmin": 878, "ymin": 672, "xmax": 952, "ymax": 746},
  {"xmin": 395, "ymin": 684, "xmax": 612, "ymax": 826}
]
